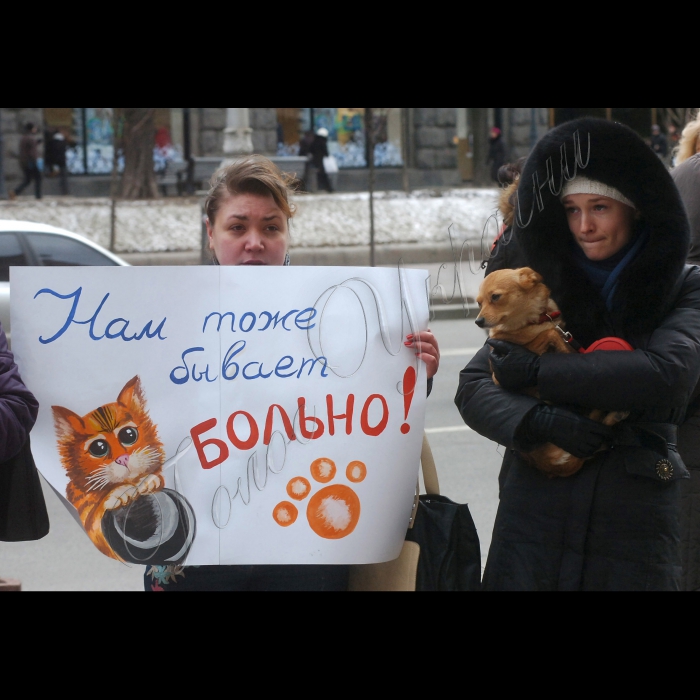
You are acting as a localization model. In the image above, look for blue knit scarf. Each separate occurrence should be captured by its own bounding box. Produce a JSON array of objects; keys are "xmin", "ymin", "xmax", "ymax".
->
[{"xmin": 573, "ymin": 226, "xmax": 649, "ymax": 311}]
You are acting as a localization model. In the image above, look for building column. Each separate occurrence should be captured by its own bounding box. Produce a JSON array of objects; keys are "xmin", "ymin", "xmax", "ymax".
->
[{"xmin": 222, "ymin": 108, "xmax": 254, "ymax": 163}]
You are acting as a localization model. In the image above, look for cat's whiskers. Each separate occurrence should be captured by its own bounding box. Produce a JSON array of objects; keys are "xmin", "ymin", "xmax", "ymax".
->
[
  {"xmin": 130, "ymin": 446, "xmax": 165, "ymax": 473},
  {"xmin": 86, "ymin": 466, "xmax": 115, "ymax": 492}
]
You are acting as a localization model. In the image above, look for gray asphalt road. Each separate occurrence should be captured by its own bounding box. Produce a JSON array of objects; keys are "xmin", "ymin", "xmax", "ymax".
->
[{"xmin": 0, "ymin": 318, "xmax": 498, "ymax": 591}]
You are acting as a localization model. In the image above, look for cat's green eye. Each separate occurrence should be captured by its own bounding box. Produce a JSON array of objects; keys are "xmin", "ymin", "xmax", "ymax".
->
[
  {"xmin": 119, "ymin": 427, "xmax": 139, "ymax": 446},
  {"xmin": 89, "ymin": 440, "xmax": 110, "ymax": 458}
]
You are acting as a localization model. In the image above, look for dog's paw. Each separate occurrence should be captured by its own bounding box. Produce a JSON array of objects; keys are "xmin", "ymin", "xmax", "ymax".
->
[
  {"xmin": 526, "ymin": 445, "xmax": 586, "ymax": 478},
  {"xmin": 603, "ymin": 411, "xmax": 630, "ymax": 426}
]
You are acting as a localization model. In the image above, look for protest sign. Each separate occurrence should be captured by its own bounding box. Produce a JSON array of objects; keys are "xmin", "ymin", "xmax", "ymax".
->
[{"xmin": 11, "ymin": 266, "xmax": 430, "ymax": 566}]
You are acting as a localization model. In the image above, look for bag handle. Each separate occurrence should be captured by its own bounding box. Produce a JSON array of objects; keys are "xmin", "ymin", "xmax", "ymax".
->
[{"xmin": 421, "ymin": 432, "xmax": 440, "ymax": 496}]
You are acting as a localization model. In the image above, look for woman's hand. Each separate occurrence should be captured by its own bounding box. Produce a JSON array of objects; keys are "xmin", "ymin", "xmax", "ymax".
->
[
  {"xmin": 406, "ymin": 330, "xmax": 440, "ymax": 380},
  {"xmin": 487, "ymin": 339, "xmax": 540, "ymax": 390}
]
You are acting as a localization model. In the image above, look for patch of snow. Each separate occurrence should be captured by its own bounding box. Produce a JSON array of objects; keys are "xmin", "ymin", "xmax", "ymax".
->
[{"xmin": 0, "ymin": 188, "xmax": 500, "ymax": 253}]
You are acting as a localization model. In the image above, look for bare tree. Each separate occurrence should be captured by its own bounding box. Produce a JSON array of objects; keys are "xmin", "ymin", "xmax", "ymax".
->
[{"xmin": 120, "ymin": 108, "xmax": 158, "ymax": 199}]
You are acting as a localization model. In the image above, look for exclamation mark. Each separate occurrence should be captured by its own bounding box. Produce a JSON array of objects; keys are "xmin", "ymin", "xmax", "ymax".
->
[{"xmin": 401, "ymin": 367, "xmax": 416, "ymax": 435}]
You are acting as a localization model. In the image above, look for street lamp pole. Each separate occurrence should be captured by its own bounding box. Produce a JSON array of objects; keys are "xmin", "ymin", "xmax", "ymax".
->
[{"xmin": 0, "ymin": 110, "xmax": 7, "ymax": 200}]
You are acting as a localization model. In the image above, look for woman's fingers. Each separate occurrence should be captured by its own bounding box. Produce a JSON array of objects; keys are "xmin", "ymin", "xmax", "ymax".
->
[{"xmin": 405, "ymin": 331, "xmax": 440, "ymax": 379}]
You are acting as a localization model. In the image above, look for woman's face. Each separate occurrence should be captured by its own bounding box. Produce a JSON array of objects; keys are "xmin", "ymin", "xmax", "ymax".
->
[
  {"xmin": 207, "ymin": 192, "xmax": 289, "ymax": 267},
  {"xmin": 563, "ymin": 194, "xmax": 636, "ymax": 262}
]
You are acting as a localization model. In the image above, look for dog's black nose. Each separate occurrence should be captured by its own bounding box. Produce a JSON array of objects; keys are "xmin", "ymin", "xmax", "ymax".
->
[{"xmin": 475, "ymin": 317, "xmax": 486, "ymax": 328}]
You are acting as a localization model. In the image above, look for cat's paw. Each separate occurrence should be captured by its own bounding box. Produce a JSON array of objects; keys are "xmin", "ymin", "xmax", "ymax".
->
[
  {"xmin": 104, "ymin": 485, "xmax": 138, "ymax": 511},
  {"xmin": 137, "ymin": 474, "xmax": 163, "ymax": 495}
]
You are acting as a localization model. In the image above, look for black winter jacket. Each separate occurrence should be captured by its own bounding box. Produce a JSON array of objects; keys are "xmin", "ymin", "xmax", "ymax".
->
[
  {"xmin": 456, "ymin": 119, "xmax": 700, "ymax": 591},
  {"xmin": 672, "ymin": 153, "xmax": 700, "ymax": 590}
]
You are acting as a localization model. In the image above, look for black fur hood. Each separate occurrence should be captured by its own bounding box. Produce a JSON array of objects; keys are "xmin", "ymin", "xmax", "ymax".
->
[{"xmin": 514, "ymin": 118, "xmax": 690, "ymax": 345}]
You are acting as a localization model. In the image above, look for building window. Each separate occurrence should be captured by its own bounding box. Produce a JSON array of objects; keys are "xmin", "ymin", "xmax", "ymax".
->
[
  {"xmin": 276, "ymin": 108, "xmax": 403, "ymax": 168},
  {"xmin": 43, "ymin": 108, "xmax": 185, "ymax": 175}
]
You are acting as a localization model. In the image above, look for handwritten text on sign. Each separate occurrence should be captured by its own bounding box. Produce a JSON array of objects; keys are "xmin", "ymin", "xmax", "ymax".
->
[{"xmin": 11, "ymin": 266, "xmax": 429, "ymax": 565}]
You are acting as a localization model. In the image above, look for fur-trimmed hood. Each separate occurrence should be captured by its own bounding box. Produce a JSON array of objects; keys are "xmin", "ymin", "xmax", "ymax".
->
[{"xmin": 514, "ymin": 118, "xmax": 690, "ymax": 346}]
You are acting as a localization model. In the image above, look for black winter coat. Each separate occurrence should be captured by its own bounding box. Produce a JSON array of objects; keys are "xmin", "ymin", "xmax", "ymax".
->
[
  {"xmin": 456, "ymin": 118, "xmax": 700, "ymax": 591},
  {"xmin": 673, "ymin": 154, "xmax": 700, "ymax": 265},
  {"xmin": 309, "ymin": 136, "xmax": 329, "ymax": 171},
  {"xmin": 672, "ymin": 153, "xmax": 700, "ymax": 590}
]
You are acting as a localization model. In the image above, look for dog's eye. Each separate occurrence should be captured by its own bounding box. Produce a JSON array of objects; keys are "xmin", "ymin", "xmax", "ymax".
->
[{"xmin": 491, "ymin": 294, "xmax": 502, "ymax": 302}]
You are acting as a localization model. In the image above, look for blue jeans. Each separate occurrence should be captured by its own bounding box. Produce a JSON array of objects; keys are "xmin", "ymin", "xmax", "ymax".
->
[{"xmin": 14, "ymin": 164, "xmax": 42, "ymax": 199}]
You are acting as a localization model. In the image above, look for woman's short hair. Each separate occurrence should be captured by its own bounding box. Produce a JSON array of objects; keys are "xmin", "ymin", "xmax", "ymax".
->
[
  {"xmin": 205, "ymin": 155, "xmax": 299, "ymax": 226},
  {"xmin": 675, "ymin": 114, "xmax": 700, "ymax": 165}
]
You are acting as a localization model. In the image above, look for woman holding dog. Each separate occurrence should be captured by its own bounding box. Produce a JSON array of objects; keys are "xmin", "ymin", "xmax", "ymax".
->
[{"xmin": 456, "ymin": 118, "xmax": 700, "ymax": 591}]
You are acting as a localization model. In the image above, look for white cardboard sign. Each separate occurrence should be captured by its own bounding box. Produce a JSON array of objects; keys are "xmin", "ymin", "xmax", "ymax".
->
[{"xmin": 11, "ymin": 266, "xmax": 429, "ymax": 566}]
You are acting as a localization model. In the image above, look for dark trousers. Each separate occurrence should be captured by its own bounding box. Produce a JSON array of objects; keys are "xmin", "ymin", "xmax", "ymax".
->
[
  {"xmin": 317, "ymin": 168, "xmax": 334, "ymax": 193},
  {"xmin": 14, "ymin": 165, "xmax": 42, "ymax": 199},
  {"xmin": 145, "ymin": 565, "xmax": 350, "ymax": 592},
  {"xmin": 57, "ymin": 165, "xmax": 69, "ymax": 195}
]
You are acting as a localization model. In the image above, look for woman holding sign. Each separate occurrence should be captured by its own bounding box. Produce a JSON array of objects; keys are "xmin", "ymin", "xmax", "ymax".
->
[{"xmin": 145, "ymin": 155, "xmax": 441, "ymax": 592}]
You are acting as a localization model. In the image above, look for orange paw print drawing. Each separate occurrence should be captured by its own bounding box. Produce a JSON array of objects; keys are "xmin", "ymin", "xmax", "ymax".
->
[{"xmin": 273, "ymin": 458, "xmax": 367, "ymax": 539}]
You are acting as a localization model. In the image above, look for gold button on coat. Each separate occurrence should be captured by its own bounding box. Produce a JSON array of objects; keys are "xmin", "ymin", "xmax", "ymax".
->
[{"xmin": 656, "ymin": 459, "xmax": 674, "ymax": 481}]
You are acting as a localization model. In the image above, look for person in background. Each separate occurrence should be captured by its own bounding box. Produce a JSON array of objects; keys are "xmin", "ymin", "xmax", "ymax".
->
[
  {"xmin": 144, "ymin": 155, "xmax": 440, "ymax": 592},
  {"xmin": 309, "ymin": 128, "xmax": 334, "ymax": 193},
  {"xmin": 9, "ymin": 123, "xmax": 42, "ymax": 200},
  {"xmin": 674, "ymin": 114, "xmax": 700, "ymax": 167},
  {"xmin": 487, "ymin": 127, "xmax": 507, "ymax": 183},
  {"xmin": 671, "ymin": 118, "xmax": 700, "ymax": 591},
  {"xmin": 484, "ymin": 158, "xmax": 527, "ymax": 275},
  {"xmin": 45, "ymin": 128, "xmax": 69, "ymax": 196},
  {"xmin": 0, "ymin": 322, "xmax": 39, "ymax": 465},
  {"xmin": 298, "ymin": 130, "xmax": 316, "ymax": 191},
  {"xmin": 651, "ymin": 124, "xmax": 668, "ymax": 160}
]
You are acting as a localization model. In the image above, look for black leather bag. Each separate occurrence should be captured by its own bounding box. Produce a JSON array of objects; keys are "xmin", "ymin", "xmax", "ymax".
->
[
  {"xmin": 349, "ymin": 434, "xmax": 482, "ymax": 591},
  {"xmin": 0, "ymin": 438, "xmax": 50, "ymax": 542},
  {"xmin": 405, "ymin": 494, "xmax": 482, "ymax": 591}
]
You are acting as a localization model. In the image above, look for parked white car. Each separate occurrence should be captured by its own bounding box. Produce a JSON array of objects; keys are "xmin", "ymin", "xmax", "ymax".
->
[{"xmin": 0, "ymin": 220, "xmax": 128, "ymax": 344}]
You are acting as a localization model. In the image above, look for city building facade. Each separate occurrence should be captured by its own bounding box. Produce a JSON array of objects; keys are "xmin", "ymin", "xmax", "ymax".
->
[{"xmin": 0, "ymin": 107, "xmax": 684, "ymax": 197}]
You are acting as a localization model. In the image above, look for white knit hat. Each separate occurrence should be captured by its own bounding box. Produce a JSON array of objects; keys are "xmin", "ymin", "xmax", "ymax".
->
[{"xmin": 560, "ymin": 176, "xmax": 635, "ymax": 209}]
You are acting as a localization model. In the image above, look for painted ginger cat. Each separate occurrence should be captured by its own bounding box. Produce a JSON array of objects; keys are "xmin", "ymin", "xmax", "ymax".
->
[{"xmin": 52, "ymin": 376, "xmax": 165, "ymax": 560}]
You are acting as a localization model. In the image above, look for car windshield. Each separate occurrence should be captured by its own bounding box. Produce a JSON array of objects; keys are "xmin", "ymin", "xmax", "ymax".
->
[{"xmin": 25, "ymin": 232, "xmax": 119, "ymax": 267}]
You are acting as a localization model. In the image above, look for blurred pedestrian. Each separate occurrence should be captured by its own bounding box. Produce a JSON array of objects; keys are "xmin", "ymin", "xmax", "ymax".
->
[
  {"xmin": 651, "ymin": 124, "xmax": 668, "ymax": 160},
  {"xmin": 9, "ymin": 123, "xmax": 42, "ymax": 200},
  {"xmin": 672, "ymin": 140, "xmax": 700, "ymax": 590},
  {"xmin": 309, "ymin": 128, "xmax": 334, "ymax": 193},
  {"xmin": 45, "ymin": 128, "xmax": 69, "ymax": 196},
  {"xmin": 487, "ymin": 127, "xmax": 507, "ymax": 183},
  {"xmin": 674, "ymin": 114, "xmax": 700, "ymax": 166},
  {"xmin": 298, "ymin": 130, "xmax": 316, "ymax": 190}
]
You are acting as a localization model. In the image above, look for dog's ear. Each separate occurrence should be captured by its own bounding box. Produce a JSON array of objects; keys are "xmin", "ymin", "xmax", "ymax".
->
[{"xmin": 517, "ymin": 267, "xmax": 543, "ymax": 291}]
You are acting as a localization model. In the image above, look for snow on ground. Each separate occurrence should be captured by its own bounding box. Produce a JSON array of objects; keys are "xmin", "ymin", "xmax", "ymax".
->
[{"xmin": 0, "ymin": 188, "xmax": 501, "ymax": 253}]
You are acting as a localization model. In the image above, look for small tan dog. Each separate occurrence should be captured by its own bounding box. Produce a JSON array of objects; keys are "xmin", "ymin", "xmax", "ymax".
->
[{"xmin": 476, "ymin": 267, "xmax": 627, "ymax": 477}]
